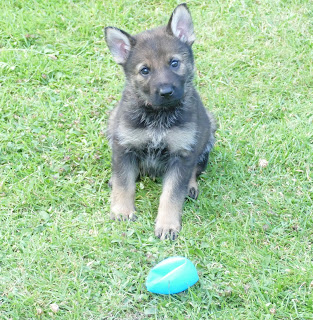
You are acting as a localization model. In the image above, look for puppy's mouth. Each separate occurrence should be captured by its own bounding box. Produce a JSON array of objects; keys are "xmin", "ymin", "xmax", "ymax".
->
[
  {"xmin": 160, "ymin": 102, "xmax": 182, "ymax": 109},
  {"xmin": 145, "ymin": 98, "xmax": 182, "ymax": 109}
]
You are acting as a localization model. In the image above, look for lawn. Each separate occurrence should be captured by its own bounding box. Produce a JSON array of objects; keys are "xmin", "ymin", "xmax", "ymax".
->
[{"xmin": 0, "ymin": 0, "xmax": 312, "ymax": 319}]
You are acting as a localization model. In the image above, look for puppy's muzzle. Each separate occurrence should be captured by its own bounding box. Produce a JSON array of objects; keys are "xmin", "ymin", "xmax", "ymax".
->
[
  {"xmin": 158, "ymin": 84, "xmax": 174, "ymax": 98},
  {"xmin": 154, "ymin": 84, "xmax": 183, "ymax": 107}
]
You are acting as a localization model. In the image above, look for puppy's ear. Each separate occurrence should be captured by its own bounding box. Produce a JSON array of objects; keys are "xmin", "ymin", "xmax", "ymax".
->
[
  {"xmin": 166, "ymin": 3, "xmax": 195, "ymax": 46},
  {"xmin": 104, "ymin": 27, "xmax": 136, "ymax": 64}
]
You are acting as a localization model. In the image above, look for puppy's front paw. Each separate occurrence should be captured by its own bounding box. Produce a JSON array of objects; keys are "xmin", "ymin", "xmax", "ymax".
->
[
  {"xmin": 155, "ymin": 219, "xmax": 181, "ymax": 240},
  {"xmin": 110, "ymin": 204, "xmax": 137, "ymax": 221}
]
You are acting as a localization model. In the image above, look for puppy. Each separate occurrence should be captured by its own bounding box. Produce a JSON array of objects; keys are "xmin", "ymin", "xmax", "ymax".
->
[{"xmin": 105, "ymin": 4, "xmax": 216, "ymax": 239}]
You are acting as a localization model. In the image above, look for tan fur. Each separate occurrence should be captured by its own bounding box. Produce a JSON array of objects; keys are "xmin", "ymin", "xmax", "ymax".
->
[
  {"xmin": 110, "ymin": 175, "xmax": 136, "ymax": 221},
  {"xmin": 165, "ymin": 123, "xmax": 197, "ymax": 154},
  {"xmin": 118, "ymin": 126, "xmax": 152, "ymax": 148},
  {"xmin": 116, "ymin": 122, "xmax": 197, "ymax": 154}
]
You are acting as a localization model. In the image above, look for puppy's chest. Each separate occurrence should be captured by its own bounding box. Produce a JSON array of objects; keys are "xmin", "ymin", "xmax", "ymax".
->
[
  {"xmin": 117, "ymin": 125, "xmax": 197, "ymax": 156},
  {"xmin": 136, "ymin": 140, "xmax": 170, "ymax": 177}
]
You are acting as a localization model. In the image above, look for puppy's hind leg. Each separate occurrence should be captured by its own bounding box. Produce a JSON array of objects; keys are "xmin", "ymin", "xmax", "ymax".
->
[
  {"xmin": 187, "ymin": 166, "xmax": 199, "ymax": 200},
  {"xmin": 187, "ymin": 152, "xmax": 209, "ymax": 200}
]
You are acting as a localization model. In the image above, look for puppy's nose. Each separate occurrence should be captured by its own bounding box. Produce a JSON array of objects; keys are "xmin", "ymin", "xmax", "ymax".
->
[{"xmin": 159, "ymin": 85, "xmax": 174, "ymax": 98}]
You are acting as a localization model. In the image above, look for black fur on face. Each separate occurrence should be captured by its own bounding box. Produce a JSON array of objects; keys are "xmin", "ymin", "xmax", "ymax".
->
[{"xmin": 123, "ymin": 29, "xmax": 194, "ymax": 109}]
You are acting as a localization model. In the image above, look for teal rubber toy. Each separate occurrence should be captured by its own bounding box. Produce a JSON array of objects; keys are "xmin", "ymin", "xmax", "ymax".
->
[{"xmin": 146, "ymin": 256, "xmax": 199, "ymax": 294}]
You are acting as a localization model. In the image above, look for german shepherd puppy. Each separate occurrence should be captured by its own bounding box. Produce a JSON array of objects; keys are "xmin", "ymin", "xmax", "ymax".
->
[{"xmin": 105, "ymin": 3, "xmax": 216, "ymax": 240}]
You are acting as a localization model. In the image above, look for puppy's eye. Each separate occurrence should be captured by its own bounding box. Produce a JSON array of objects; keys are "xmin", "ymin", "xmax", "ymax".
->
[
  {"xmin": 140, "ymin": 67, "xmax": 150, "ymax": 76},
  {"xmin": 170, "ymin": 59, "xmax": 180, "ymax": 68}
]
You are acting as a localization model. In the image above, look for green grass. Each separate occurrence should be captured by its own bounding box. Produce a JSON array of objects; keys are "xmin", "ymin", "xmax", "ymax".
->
[{"xmin": 0, "ymin": 0, "xmax": 312, "ymax": 319}]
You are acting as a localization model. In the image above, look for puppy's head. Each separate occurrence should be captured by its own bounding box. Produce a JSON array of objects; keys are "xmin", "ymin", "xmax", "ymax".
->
[{"xmin": 105, "ymin": 4, "xmax": 196, "ymax": 108}]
